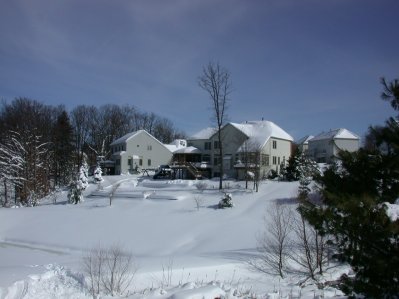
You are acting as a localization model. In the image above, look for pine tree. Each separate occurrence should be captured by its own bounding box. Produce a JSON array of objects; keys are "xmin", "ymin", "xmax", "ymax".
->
[
  {"xmin": 52, "ymin": 110, "xmax": 75, "ymax": 187},
  {"xmin": 79, "ymin": 159, "xmax": 89, "ymax": 190},
  {"xmin": 68, "ymin": 178, "xmax": 83, "ymax": 204},
  {"xmin": 300, "ymin": 78, "xmax": 399, "ymax": 298},
  {"xmin": 284, "ymin": 147, "xmax": 301, "ymax": 181}
]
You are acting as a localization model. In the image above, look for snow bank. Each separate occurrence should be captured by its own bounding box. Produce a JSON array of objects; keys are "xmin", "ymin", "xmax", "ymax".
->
[{"xmin": 4, "ymin": 265, "xmax": 89, "ymax": 299}]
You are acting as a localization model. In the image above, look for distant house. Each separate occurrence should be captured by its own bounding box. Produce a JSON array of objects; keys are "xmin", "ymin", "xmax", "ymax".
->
[
  {"xmin": 110, "ymin": 130, "xmax": 174, "ymax": 175},
  {"xmin": 188, "ymin": 120, "xmax": 293, "ymax": 179},
  {"xmin": 296, "ymin": 135, "xmax": 314, "ymax": 154},
  {"xmin": 308, "ymin": 128, "xmax": 360, "ymax": 163}
]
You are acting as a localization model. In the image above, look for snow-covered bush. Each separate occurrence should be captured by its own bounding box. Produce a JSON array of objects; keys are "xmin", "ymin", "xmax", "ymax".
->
[
  {"xmin": 218, "ymin": 193, "xmax": 234, "ymax": 209},
  {"xmin": 68, "ymin": 179, "xmax": 83, "ymax": 204},
  {"xmin": 93, "ymin": 164, "xmax": 103, "ymax": 183}
]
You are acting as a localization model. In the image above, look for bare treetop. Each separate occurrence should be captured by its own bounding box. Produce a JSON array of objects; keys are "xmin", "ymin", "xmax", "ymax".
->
[
  {"xmin": 198, "ymin": 62, "xmax": 232, "ymax": 126},
  {"xmin": 198, "ymin": 61, "xmax": 232, "ymax": 189}
]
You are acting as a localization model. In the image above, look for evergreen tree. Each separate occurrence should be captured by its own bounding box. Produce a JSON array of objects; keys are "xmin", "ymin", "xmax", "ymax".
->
[
  {"xmin": 79, "ymin": 159, "xmax": 89, "ymax": 190},
  {"xmin": 284, "ymin": 147, "xmax": 301, "ymax": 181},
  {"xmin": 300, "ymin": 78, "xmax": 399, "ymax": 298},
  {"xmin": 68, "ymin": 178, "xmax": 83, "ymax": 204},
  {"xmin": 52, "ymin": 110, "xmax": 75, "ymax": 187}
]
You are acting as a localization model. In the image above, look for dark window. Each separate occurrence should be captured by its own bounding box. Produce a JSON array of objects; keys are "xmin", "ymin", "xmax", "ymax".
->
[
  {"xmin": 204, "ymin": 142, "xmax": 211, "ymax": 150},
  {"xmin": 214, "ymin": 141, "xmax": 220, "ymax": 149},
  {"xmin": 202, "ymin": 154, "xmax": 210, "ymax": 162},
  {"xmin": 272, "ymin": 140, "xmax": 277, "ymax": 149},
  {"xmin": 139, "ymin": 159, "xmax": 143, "ymax": 166},
  {"xmin": 148, "ymin": 159, "xmax": 151, "ymax": 166}
]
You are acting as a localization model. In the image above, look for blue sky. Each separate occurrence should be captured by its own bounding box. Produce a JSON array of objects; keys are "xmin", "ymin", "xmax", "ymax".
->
[{"xmin": 0, "ymin": 0, "xmax": 398, "ymax": 140}]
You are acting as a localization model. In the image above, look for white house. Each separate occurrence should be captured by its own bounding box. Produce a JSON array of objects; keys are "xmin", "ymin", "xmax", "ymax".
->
[
  {"xmin": 188, "ymin": 120, "xmax": 293, "ymax": 179},
  {"xmin": 110, "ymin": 130, "xmax": 174, "ymax": 175},
  {"xmin": 308, "ymin": 128, "xmax": 360, "ymax": 163}
]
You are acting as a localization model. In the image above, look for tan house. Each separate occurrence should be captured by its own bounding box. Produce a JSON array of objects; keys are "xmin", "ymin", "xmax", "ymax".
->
[{"xmin": 188, "ymin": 120, "xmax": 293, "ymax": 179}]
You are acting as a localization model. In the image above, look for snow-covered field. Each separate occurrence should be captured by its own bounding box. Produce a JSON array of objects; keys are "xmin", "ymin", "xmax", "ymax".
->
[{"xmin": 0, "ymin": 175, "xmax": 346, "ymax": 299}]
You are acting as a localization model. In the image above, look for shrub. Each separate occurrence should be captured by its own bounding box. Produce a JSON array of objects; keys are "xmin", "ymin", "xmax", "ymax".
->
[{"xmin": 218, "ymin": 193, "xmax": 234, "ymax": 208}]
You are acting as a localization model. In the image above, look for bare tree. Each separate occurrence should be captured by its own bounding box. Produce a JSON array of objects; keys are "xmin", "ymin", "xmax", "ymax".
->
[
  {"xmin": 83, "ymin": 244, "xmax": 137, "ymax": 298},
  {"xmin": 193, "ymin": 195, "xmax": 203, "ymax": 211},
  {"xmin": 237, "ymin": 140, "xmax": 262, "ymax": 192},
  {"xmin": 0, "ymin": 131, "xmax": 25, "ymax": 206},
  {"xmin": 251, "ymin": 203, "xmax": 293, "ymax": 278},
  {"xmin": 199, "ymin": 62, "xmax": 232, "ymax": 189},
  {"xmin": 288, "ymin": 211, "xmax": 328, "ymax": 281},
  {"xmin": 71, "ymin": 105, "xmax": 97, "ymax": 169}
]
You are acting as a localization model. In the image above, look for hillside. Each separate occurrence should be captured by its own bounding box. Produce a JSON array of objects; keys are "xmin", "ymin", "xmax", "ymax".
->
[{"xmin": 0, "ymin": 175, "xmax": 346, "ymax": 299}]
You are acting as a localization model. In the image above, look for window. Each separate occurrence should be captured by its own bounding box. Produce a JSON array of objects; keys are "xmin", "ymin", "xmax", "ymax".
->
[
  {"xmin": 204, "ymin": 142, "xmax": 211, "ymax": 150},
  {"xmin": 278, "ymin": 157, "xmax": 280, "ymax": 165},
  {"xmin": 213, "ymin": 155, "xmax": 221, "ymax": 165},
  {"xmin": 128, "ymin": 158, "xmax": 132, "ymax": 166},
  {"xmin": 116, "ymin": 159, "xmax": 121, "ymax": 166},
  {"xmin": 261, "ymin": 154, "xmax": 269, "ymax": 166},
  {"xmin": 148, "ymin": 159, "xmax": 151, "ymax": 167},
  {"xmin": 273, "ymin": 156, "xmax": 277, "ymax": 165},
  {"xmin": 272, "ymin": 140, "xmax": 277, "ymax": 149},
  {"xmin": 214, "ymin": 141, "xmax": 220, "ymax": 149},
  {"xmin": 202, "ymin": 154, "xmax": 210, "ymax": 162},
  {"xmin": 137, "ymin": 144, "xmax": 139, "ymax": 147},
  {"xmin": 147, "ymin": 145, "xmax": 152, "ymax": 151},
  {"xmin": 139, "ymin": 158, "xmax": 143, "ymax": 166}
]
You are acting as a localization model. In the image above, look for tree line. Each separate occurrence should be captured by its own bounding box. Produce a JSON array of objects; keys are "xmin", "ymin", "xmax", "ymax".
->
[{"xmin": 0, "ymin": 97, "xmax": 185, "ymax": 206}]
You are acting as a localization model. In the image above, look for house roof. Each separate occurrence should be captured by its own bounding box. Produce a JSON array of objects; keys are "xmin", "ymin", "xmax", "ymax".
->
[
  {"xmin": 173, "ymin": 146, "xmax": 201, "ymax": 154},
  {"xmin": 230, "ymin": 120, "xmax": 294, "ymax": 151},
  {"xmin": 296, "ymin": 135, "xmax": 314, "ymax": 145},
  {"xmin": 110, "ymin": 130, "xmax": 172, "ymax": 152},
  {"xmin": 110, "ymin": 131, "xmax": 141, "ymax": 145},
  {"xmin": 189, "ymin": 127, "xmax": 216, "ymax": 140},
  {"xmin": 310, "ymin": 128, "xmax": 360, "ymax": 142}
]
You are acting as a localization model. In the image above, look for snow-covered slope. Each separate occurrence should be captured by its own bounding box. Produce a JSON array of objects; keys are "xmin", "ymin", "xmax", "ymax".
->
[{"xmin": 0, "ymin": 176, "xmax": 345, "ymax": 299}]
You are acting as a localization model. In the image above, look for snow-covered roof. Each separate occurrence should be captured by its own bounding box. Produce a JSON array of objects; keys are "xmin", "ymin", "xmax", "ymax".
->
[
  {"xmin": 310, "ymin": 128, "xmax": 360, "ymax": 142},
  {"xmin": 230, "ymin": 120, "xmax": 293, "ymax": 151},
  {"xmin": 173, "ymin": 146, "xmax": 202, "ymax": 154},
  {"xmin": 189, "ymin": 127, "xmax": 216, "ymax": 140},
  {"xmin": 296, "ymin": 135, "xmax": 314, "ymax": 145},
  {"xmin": 110, "ymin": 131, "xmax": 140, "ymax": 145}
]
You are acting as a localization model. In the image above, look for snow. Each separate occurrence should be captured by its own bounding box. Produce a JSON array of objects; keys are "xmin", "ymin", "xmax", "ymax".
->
[
  {"xmin": 230, "ymin": 121, "xmax": 293, "ymax": 151},
  {"xmin": 110, "ymin": 131, "xmax": 140, "ymax": 146},
  {"xmin": 296, "ymin": 135, "xmax": 314, "ymax": 145},
  {"xmin": 0, "ymin": 175, "xmax": 347, "ymax": 299},
  {"xmin": 173, "ymin": 146, "xmax": 201, "ymax": 154},
  {"xmin": 384, "ymin": 200, "xmax": 399, "ymax": 222},
  {"xmin": 310, "ymin": 128, "xmax": 360, "ymax": 141},
  {"xmin": 189, "ymin": 127, "xmax": 216, "ymax": 140}
]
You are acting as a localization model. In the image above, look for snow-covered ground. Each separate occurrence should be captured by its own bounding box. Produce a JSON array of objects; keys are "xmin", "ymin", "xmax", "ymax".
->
[{"xmin": 0, "ymin": 175, "xmax": 346, "ymax": 299}]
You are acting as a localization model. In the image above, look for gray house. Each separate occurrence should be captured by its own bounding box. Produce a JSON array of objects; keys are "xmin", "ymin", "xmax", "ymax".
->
[
  {"xmin": 188, "ymin": 120, "xmax": 293, "ymax": 179},
  {"xmin": 296, "ymin": 135, "xmax": 314, "ymax": 154},
  {"xmin": 308, "ymin": 128, "xmax": 360, "ymax": 163}
]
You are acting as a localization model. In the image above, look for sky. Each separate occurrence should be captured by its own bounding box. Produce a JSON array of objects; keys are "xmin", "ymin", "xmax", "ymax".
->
[{"xmin": 0, "ymin": 0, "xmax": 398, "ymax": 141}]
